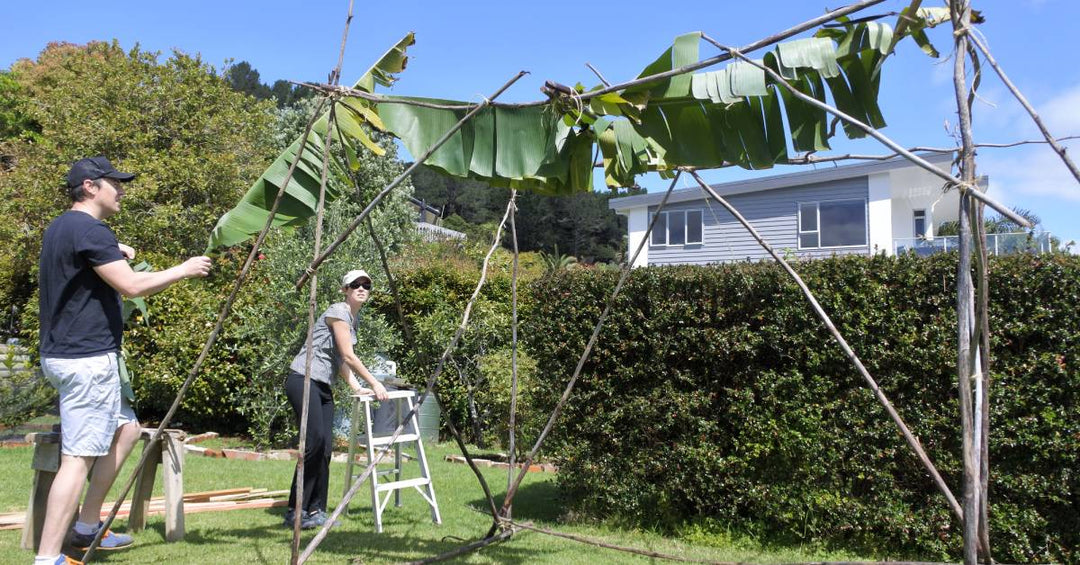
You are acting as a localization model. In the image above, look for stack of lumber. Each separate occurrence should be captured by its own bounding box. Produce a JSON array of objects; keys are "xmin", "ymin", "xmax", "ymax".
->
[{"xmin": 0, "ymin": 487, "xmax": 288, "ymax": 531}]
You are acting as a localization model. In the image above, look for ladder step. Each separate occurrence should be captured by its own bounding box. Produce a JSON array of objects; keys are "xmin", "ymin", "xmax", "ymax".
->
[
  {"xmin": 365, "ymin": 433, "xmax": 420, "ymax": 446},
  {"xmin": 375, "ymin": 477, "xmax": 431, "ymax": 492}
]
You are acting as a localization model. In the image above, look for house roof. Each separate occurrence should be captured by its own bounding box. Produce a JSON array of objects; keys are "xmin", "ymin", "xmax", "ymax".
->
[{"xmin": 608, "ymin": 152, "xmax": 955, "ymax": 213}]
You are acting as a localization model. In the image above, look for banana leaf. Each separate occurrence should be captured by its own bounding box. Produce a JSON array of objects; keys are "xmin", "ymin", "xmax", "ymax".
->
[
  {"xmin": 211, "ymin": 10, "xmax": 951, "ymax": 217},
  {"xmin": 623, "ymin": 32, "xmax": 701, "ymax": 103},
  {"xmin": 594, "ymin": 17, "xmax": 945, "ymax": 184},
  {"xmin": 206, "ymin": 33, "xmax": 415, "ymax": 251},
  {"xmin": 375, "ymin": 97, "xmax": 593, "ymax": 196}
]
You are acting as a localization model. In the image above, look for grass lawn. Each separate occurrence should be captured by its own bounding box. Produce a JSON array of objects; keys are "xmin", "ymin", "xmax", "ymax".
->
[{"xmin": 0, "ymin": 434, "xmax": 870, "ymax": 564}]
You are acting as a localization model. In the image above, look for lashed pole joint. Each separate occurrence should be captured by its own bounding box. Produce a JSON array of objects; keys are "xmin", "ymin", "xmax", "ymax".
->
[{"xmin": 294, "ymin": 70, "xmax": 529, "ymax": 290}]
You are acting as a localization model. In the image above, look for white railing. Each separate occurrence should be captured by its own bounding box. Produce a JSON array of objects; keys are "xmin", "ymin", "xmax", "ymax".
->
[
  {"xmin": 894, "ymin": 231, "xmax": 1054, "ymax": 256},
  {"xmin": 416, "ymin": 221, "xmax": 466, "ymax": 242}
]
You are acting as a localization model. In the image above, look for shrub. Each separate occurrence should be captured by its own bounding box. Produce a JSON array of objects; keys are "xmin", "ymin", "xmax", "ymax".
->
[
  {"xmin": 0, "ymin": 342, "xmax": 55, "ymax": 427},
  {"xmin": 375, "ymin": 244, "xmax": 544, "ymax": 449},
  {"xmin": 522, "ymin": 253, "xmax": 1079, "ymax": 563},
  {"xmin": 0, "ymin": 41, "xmax": 276, "ymax": 333}
]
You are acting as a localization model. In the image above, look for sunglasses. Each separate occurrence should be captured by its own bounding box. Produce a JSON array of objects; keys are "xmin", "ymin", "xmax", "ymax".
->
[{"xmin": 348, "ymin": 279, "xmax": 372, "ymax": 291}]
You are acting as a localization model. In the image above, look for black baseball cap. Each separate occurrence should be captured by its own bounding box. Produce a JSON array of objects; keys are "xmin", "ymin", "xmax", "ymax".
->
[{"xmin": 66, "ymin": 156, "xmax": 136, "ymax": 188}]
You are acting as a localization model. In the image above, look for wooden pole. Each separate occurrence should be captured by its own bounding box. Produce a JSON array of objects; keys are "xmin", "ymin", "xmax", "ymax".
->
[
  {"xmin": 502, "ymin": 173, "xmax": 682, "ymax": 513},
  {"xmin": 290, "ymin": 100, "xmax": 336, "ymax": 565},
  {"xmin": 956, "ymin": 193, "xmax": 978, "ymax": 565},
  {"xmin": 687, "ymin": 170, "xmax": 964, "ymax": 521},
  {"xmin": 295, "ymin": 71, "xmax": 528, "ymax": 290},
  {"xmin": 975, "ymin": 209, "xmax": 993, "ymax": 558},
  {"xmin": 507, "ymin": 196, "xmax": 521, "ymax": 516},
  {"xmin": 950, "ymin": 2, "xmax": 982, "ymax": 562},
  {"xmin": 301, "ymin": 192, "xmax": 519, "ymax": 563},
  {"xmin": 968, "ymin": 32, "xmax": 1080, "ymax": 185}
]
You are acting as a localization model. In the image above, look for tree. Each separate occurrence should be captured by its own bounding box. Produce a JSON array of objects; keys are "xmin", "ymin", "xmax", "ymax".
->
[
  {"xmin": 0, "ymin": 70, "xmax": 38, "ymax": 143},
  {"xmin": 0, "ymin": 40, "xmax": 277, "ymax": 334},
  {"xmin": 937, "ymin": 206, "xmax": 1042, "ymax": 236},
  {"xmin": 411, "ymin": 163, "xmax": 641, "ymax": 263},
  {"xmin": 269, "ymin": 79, "xmax": 316, "ymax": 108},
  {"xmin": 225, "ymin": 60, "xmax": 272, "ymax": 101}
]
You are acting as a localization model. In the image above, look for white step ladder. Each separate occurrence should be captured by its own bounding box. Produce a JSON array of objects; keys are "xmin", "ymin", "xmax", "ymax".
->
[{"xmin": 342, "ymin": 389, "xmax": 441, "ymax": 533}]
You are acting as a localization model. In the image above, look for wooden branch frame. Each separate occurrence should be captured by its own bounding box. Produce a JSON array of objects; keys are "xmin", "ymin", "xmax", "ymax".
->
[
  {"xmin": 300, "ymin": 193, "xmax": 520, "ymax": 563},
  {"xmin": 294, "ymin": 71, "xmax": 528, "ymax": 290},
  {"xmin": 501, "ymin": 172, "xmax": 682, "ymax": 512},
  {"xmin": 700, "ymin": 36, "xmax": 1032, "ymax": 230},
  {"xmin": 87, "ymin": 0, "xmax": 1076, "ymax": 561}
]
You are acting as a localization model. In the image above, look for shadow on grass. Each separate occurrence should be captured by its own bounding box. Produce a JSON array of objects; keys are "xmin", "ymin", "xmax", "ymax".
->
[
  {"xmin": 477, "ymin": 478, "xmax": 563, "ymax": 524},
  {"xmin": 137, "ymin": 506, "xmax": 556, "ymax": 564}
]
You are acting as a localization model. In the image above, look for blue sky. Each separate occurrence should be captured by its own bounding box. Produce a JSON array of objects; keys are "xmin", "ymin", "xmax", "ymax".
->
[{"xmin": 3, "ymin": 1, "xmax": 1078, "ymax": 249}]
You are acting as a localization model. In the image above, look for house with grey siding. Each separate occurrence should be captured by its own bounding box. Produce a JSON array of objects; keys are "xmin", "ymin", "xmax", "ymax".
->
[{"xmin": 609, "ymin": 153, "xmax": 965, "ymax": 267}]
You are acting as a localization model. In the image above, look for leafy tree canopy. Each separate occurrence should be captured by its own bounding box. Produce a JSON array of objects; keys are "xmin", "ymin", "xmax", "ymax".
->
[
  {"xmin": 0, "ymin": 70, "xmax": 39, "ymax": 143},
  {"xmin": 224, "ymin": 60, "xmax": 316, "ymax": 109},
  {"xmin": 0, "ymin": 40, "xmax": 277, "ymax": 325},
  {"xmin": 412, "ymin": 163, "xmax": 642, "ymax": 262}
]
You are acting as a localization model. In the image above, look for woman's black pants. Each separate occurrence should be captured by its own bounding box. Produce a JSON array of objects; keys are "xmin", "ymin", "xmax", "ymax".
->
[{"xmin": 285, "ymin": 371, "xmax": 334, "ymax": 513}]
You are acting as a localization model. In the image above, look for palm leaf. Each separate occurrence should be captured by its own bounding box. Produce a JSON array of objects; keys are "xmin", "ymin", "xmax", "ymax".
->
[
  {"xmin": 595, "ymin": 16, "xmax": 942, "ymax": 183},
  {"xmin": 206, "ymin": 33, "xmax": 415, "ymax": 251},
  {"xmin": 211, "ymin": 10, "xmax": 951, "ymax": 225},
  {"xmin": 376, "ymin": 99, "xmax": 591, "ymax": 196}
]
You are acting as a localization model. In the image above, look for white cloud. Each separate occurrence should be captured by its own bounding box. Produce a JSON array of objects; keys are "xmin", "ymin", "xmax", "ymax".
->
[
  {"xmin": 975, "ymin": 82, "xmax": 1080, "ymax": 204},
  {"xmin": 1035, "ymin": 84, "xmax": 1080, "ymax": 135},
  {"xmin": 981, "ymin": 142, "xmax": 1080, "ymax": 202}
]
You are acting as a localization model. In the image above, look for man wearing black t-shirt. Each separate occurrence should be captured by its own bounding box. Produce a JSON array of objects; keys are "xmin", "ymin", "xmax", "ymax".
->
[{"xmin": 34, "ymin": 157, "xmax": 212, "ymax": 565}]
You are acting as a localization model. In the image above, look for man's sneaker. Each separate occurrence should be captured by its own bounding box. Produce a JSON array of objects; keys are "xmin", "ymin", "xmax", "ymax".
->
[
  {"xmin": 308, "ymin": 510, "xmax": 341, "ymax": 528},
  {"xmin": 52, "ymin": 555, "xmax": 83, "ymax": 565},
  {"xmin": 69, "ymin": 522, "xmax": 134, "ymax": 551},
  {"xmin": 282, "ymin": 509, "xmax": 318, "ymax": 530}
]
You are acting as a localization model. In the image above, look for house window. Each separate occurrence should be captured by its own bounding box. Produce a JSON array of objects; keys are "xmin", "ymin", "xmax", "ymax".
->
[
  {"xmin": 913, "ymin": 209, "xmax": 927, "ymax": 238},
  {"xmin": 798, "ymin": 199, "xmax": 866, "ymax": 249},
  {"xmin": 650, "ymin": 210, "xmax": 704, "ymax": 246}
]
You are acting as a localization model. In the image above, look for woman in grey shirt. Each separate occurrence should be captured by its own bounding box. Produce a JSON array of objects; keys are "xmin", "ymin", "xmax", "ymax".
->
[{"xmin": 284, "ymin": 268, "xmax": 389, "ymax": 529}]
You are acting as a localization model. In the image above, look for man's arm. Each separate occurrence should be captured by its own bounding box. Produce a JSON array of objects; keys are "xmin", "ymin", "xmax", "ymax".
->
[{"xmin": 94, "ymin": 256, "xmax": 211, "ymax": 297}]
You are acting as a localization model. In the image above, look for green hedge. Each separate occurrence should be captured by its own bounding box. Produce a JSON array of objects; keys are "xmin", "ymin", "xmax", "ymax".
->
[
  {"xmin": 523, "ymin": 253, "xmax": 1079, "ymax": 562},
  {"xmin": 372, "ymin": 247, "xmax": 544, "ymax": 449}
]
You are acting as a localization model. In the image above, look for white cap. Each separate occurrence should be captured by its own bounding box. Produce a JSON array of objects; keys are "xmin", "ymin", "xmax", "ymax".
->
[{"xmin": 341, "ymin": 269, "xmax": 371, "ymax": 287}]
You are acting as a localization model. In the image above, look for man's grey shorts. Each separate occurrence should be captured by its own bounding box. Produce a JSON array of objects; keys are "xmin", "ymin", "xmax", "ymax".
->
[{"xmin": 41, "ymin": 352, "xmax": 138, "ymax": 457}]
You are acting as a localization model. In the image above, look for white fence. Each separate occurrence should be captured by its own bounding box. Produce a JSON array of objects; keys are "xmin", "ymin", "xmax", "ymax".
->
[{"xmin": 416, "ymin": 222, "xmax": 466, "ymax": 242}]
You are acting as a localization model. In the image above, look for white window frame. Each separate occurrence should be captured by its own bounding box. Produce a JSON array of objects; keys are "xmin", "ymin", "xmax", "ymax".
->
[
  {"xmin": 649, "ymin": 209, "xmax": 704, "ymax": 247},
  {"xmin": 797, "ymin": 198, "xmax": 868, "ymax": 250}
]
